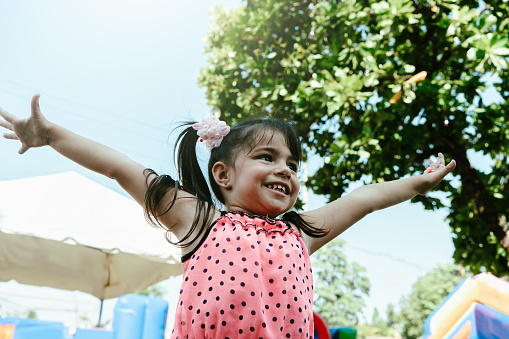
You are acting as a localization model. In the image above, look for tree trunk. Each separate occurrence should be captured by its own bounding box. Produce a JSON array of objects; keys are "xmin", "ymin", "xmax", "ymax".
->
[{"xmin": 449, "ymin": 143, "xmax": 509, "ymax": 271}]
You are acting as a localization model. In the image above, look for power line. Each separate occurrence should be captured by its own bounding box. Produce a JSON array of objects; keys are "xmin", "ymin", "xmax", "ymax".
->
[
  {"xmin": 344, "ymin": 244, "xmax": 426, "ymax": 271},
  {"xmin": 0, "ymin": 87, "xmax": 173, "ymax": 165},
  {"xmin": 0, "ymin": 76, "xmax": 169, "ymax": 133},
  {"xmin": 0, "ymin": 87, "xmax": 165, "ymax": 143}
]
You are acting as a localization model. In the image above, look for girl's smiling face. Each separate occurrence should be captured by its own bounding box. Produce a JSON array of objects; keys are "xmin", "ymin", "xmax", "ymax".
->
[{"xmin": 218, "ymin": 131, "xmax": 300, "ymax": 218}]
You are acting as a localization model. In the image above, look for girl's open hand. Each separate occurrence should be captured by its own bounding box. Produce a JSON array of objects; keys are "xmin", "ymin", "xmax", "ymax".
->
[
  {"xmin": 0, "ymin": 94, "xmax": 52, "ymax": 154},
  {"xmin": 418, "ymin": 152, "xmax": 456, "ymax": 195}
]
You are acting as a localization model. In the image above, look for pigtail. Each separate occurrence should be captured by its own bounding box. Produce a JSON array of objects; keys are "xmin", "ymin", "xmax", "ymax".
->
[
  {"xmin": 282, "ymin": 212, "xmax": 330, "ymax": 238},
  {"xmin": 143, "ymin": 122, "xmax": 216, "ymax": 249},
  {"xmin": 176, "ymin": 124, "xmax": 212, "ymax": 202},
  {"xmin": 144, "ymin": 169, "xmax": 179, "ymax": 229}
]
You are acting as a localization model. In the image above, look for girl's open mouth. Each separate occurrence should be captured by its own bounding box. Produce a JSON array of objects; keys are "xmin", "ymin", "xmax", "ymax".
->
[{"xmin": 266, "ymin": 184, "xmax": 288, "ymax": 195}]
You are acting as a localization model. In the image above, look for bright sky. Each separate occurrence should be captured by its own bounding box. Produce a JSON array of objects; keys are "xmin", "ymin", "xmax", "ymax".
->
[{"xmin": 0, "ymin": 0, "xmax": 496, "ymax": 332}]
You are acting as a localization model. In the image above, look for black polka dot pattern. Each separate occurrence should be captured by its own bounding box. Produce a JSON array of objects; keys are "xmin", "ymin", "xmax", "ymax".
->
[{"xmin": 171, "ymin": 212, "xmax": 314, "ymax": 338}]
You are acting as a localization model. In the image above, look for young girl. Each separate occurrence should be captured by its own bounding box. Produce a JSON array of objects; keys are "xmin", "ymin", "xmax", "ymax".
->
[{"xmin": 0, "ymin": 94, "xmax": 455, "ymax": 338}]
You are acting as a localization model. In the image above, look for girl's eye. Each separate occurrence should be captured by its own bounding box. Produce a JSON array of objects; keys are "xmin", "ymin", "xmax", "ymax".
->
[
  {"xmin": 288, "ymin": 163, "xmax": 298, "ymax": 172},
  {"xmin": 260, "ymin": 154, "xmax": 272, "ymax": 162}
]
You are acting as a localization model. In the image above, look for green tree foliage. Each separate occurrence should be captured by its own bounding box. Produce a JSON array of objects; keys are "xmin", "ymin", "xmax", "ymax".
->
[
  {"xmin": 134, "ymin": 283, "xmax": 166, "ymax": 297},
  {"xmin": 199, "ymin": 0, "xmax": 509, "ymax": 275},
  {"xmin": 311, "ymin": 238, "xmax": 370, "ymax": 327},
  {"xmin": 397, "ymin": 263, "xmax": 467, "ymax": 338},
  {"xmin": 386, "ymin": 302, "xmax": 399, "ymax": 328},
  {"xmin": 357, "ymin": 307, "xmax": 396, "ymax": 337}
]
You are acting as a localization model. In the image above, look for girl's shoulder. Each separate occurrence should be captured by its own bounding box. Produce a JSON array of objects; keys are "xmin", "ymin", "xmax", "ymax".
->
[{"xmin": 156, "ymin": 188, "xmax": 220, "ymax": 239}]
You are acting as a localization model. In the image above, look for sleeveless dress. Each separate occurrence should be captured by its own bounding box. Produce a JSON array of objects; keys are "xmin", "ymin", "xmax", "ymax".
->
[{"xmin": 171, "ymin": 211, "xmax": 314, "ymax": 339}]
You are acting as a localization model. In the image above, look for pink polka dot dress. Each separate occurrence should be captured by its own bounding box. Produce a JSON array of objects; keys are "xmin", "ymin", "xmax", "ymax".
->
[{"xmin": 171, "ymin": 211, "xmax": 314, "ymax": 339}]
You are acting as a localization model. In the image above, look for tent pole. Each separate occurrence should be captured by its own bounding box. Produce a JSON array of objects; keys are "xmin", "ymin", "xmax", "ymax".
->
[{"xmin": 97, "ymin": 299, "xmax": 104, "ymax": 327}]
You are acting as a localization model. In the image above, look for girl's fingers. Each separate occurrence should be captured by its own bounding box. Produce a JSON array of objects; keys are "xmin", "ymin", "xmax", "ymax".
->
[
  {"xmin": 424, "ymin": 155, "xmax": 455, "ymax": 177},
  {"xmin": 438, "ymin": 152, "xmax": 445, "ymax": 165},
  {"xmin": 441, "ymin": 159, "xmax": 456, "ymax": 176},
  {"xmin": 447, "ymin": 159, "xmax": 456, "ymax": 171},
  {"xmin": 3, "ymin": 132, "xmax": 19, "ymax": 140},
  {"xmin": 31, "ymin": 94, "xmax": 42, "ymax": 118},
  {"xmin": 0, "ymin": 119, "xmax": 13, "ymax": 131},
  {"xmin": 19, "ymin": 144, "xmax": 29, "ymax": 154},
  {"xmin": 0, "ymin": 107, "xmax": 18, "ymax": 124}
]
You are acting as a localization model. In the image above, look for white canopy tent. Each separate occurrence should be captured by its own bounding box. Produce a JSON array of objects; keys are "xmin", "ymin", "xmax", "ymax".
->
[{"xmin": 0, "ymin": 172, "xmax": 183, "ymax": 319}]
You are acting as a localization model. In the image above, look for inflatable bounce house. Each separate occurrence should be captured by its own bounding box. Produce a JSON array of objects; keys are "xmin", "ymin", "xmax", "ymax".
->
[
  {"xmin": 0, "ymin": 294, "xmax": 168, "ymax": 339},
  {"xmin": 423, "ymin": 273, "xmax": 509, "ymax": 338},
  {"xmin": 0, "ymin": 303, "xmax": 353, "ymax": 339},
  {"xmin": 313, "ymin": 312, "xmax": 356, "ymax": 339}
]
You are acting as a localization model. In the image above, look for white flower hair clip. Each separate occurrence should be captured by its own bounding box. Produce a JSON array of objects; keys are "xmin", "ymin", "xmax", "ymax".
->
[{"xmin": 192, "ymin": 115, "xmax": 230, "ymax": 151}]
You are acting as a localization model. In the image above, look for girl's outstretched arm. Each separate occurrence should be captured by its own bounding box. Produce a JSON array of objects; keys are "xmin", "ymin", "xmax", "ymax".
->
[
  {"xmin": 302, "ymin": 154, "xmax": 456, "ymax": 255},
  {"xmin": 1, "ymin": 94, "xmax": 215, "ymax": 244},
  {"xmin": 0, "ymin": 94, "xmax": 150, "ymax": 206}
]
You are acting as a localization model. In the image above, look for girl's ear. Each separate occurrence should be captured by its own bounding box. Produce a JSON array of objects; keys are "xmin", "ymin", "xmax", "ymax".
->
[{"xmin": 212, "ymin": 161, "xmax": 232, "ymax": 189}]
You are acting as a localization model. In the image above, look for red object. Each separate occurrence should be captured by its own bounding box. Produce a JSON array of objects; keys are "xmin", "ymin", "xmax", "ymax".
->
[{"xmin": 313, "ymin": 312, "xmax": 331, "ymax": 339}]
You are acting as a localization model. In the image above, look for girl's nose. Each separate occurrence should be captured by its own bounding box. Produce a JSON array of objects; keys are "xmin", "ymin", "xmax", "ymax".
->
[{"xmin": 275, "ymin": 164, "xmax": 291, "ymax": 178}]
